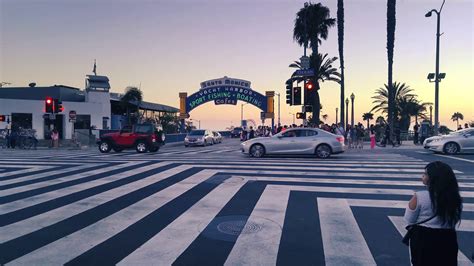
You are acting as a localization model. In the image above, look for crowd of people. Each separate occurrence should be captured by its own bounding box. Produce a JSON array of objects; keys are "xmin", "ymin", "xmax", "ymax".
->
[{"xmin": 1, "ymin": 127, "xmax": 39, "ymax": 149}]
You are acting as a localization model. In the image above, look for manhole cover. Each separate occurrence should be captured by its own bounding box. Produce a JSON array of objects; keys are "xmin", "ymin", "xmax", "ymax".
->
[
  {"xmin": 217, "ymin": 220, "xmax": 262, "ymax": 235},
  {"xmin": 198, "ymin": 215, "xmax": 281, "ymax": 242}
]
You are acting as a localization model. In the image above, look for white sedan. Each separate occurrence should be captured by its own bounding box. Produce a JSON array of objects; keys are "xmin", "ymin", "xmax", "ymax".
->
[
  {"xmin": 423, "ymin": 128, "xmax": 474, "ymax": 154},
  {"xmin": 241, "ymin": 128, "xmax": 345, "ymax": 158}
]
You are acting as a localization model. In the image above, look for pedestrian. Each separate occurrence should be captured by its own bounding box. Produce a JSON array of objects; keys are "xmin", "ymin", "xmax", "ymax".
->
[
  {"xmin": 248, "ymin": 126, "xmax": 255, "ymax": 139},
  {"xmin": 404, "ymin": 161, "xmax": 462, "ymax": 266},
  {"xmin": 369, "ymin": 125, "xmax": 376, "ymax": 149},
  {"xmin": 457, "ymin": 125, "xmax": 462, "ymax": 131},
  {"xmin": 51, "ymin": 128, "xmax": 59, "ymax": 148},
  {"xmin": 356, "ymin": 124, "xmax": 364, "ymax": 149},
  {"xmin": 464, "ymin": 123, "xmax": 469, "ymax": 129},
  {"xmin": 414, "ymin": 123, "xmax": 419, "ymax": 145}
]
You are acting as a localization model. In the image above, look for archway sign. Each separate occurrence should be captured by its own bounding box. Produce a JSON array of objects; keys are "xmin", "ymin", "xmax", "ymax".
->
[{"xmin": 179, "ymin": 77, "xmax": 274, "ymax": 132}]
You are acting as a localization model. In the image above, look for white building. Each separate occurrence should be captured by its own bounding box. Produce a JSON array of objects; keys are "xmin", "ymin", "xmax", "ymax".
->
[{"xmin": 0, "ymin": 75, "xmax": 178, "ymax": 140}]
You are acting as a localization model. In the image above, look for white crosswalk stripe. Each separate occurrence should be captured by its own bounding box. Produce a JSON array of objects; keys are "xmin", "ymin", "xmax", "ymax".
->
[{"xmin": 0, "ymin": 143, "xmax": 472, "ymax": 265}]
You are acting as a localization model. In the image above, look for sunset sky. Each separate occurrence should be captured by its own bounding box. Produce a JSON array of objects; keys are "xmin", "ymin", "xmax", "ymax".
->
[{"xmin": 1, "ymin": 0, "xmax": 473, "ymax": 130}]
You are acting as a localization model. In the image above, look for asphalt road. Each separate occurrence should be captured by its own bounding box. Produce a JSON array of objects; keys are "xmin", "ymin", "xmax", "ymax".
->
[{"xmin": 0, "ymin": 139, "xmax": 473, "ymax": 265}]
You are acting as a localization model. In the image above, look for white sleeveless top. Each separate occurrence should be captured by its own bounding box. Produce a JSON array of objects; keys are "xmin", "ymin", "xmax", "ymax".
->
[{"xmin": 403, "ymin": 190, "xmax": 453, "ymax": 229}]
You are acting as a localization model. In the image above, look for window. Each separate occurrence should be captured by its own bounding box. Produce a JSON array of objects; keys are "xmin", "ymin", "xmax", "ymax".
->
[
  {"xmin": 282, "ymin": 130, "xmax": 299, "ymax": 138},
  {"xmin": 121, "ymin": 126, "xmax": 132, "ymax": 133},
  {"xmin": 135, "ymin": 125, "xmax": 152, "ymax": 134},
  {"xmin": 304, "ymin": 130, "xmax": 318, "ymax": 137},
  {"xmin": 74, "ymin": 115, "xmax": 91, "ymax": 130}
]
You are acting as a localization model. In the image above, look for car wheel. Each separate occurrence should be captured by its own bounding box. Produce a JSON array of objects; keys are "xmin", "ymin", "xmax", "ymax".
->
[
  {"xmin": 203, "ymin": 140, "xmax": 207, "ymax": 147},
  {"xmin": 99, "ymin": 141, "xmax": 111, "ymax": 153},
  {"xmin": 184, "ymin": 145, "xmax": 188, "ymax": 147},
  {"xmin": 443, "ymin": 142, "xmax": 459, "ymax": 155},
  {"xmin": 250, "ymin": 144, "xmax": 265, "ymax": 158},
  {"xmin": 135, "ymin": 141, "xmax": 148, "ymax": 153},
  {"xmin": 315, "ymin": 144, "xmax": 332, "ymax": 159},
  {"xmin": 113, "ymin": 147, "xmax": 123, "ymax": 153}
]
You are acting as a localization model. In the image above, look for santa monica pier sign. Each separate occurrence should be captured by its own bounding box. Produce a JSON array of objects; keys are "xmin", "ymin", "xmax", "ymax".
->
[{"xmin": 179, "ymin": 77, "xmax": 274, "ymax": 120}]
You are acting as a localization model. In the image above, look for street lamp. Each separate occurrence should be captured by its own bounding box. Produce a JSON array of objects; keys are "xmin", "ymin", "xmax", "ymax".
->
[
  {"xmin": 425, "ymin": 0, "xmax": 446, "ymax": 135},
  {"xmin": 350, "ymin": 93, "xmax": 355, "ymax": 127},
  {"xmin": 335, "ymin": 108, "xmax": 338, "ymax": 125},
  {"xmin": 289, "ymin": 112, "xmax": 295, "ymax": 125},
  {"xmin": 190, "ymin": 119, "xmax": 201, "ymax": 129},
  {"xmin": 275, "ymin": 92, "xmax": 281, "ymax": 126},
  {"xmin": 241, "ymin": 102, "xmax": 249, "ymax": 127},
  {"xmin": 429, "ymin": 105, "xmax": 433, "ymax": 125},
  {"xmin": 345, "ymin": 98, "xmax": 349, "ymax": 130}
]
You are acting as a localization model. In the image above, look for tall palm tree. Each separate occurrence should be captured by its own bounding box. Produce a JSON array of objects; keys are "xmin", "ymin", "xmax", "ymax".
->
[
  {"xmin": 289, "ymin": 53, "xmax": 341, "ymax": 125},
  {"xmin": 451, "ymin": 112, "xmax": 464, "ymax": 128},
  {"xmin": 362, "ymin": 112, "xmax": 374, "ymax": 129},
  {"xmin": 294, "ymin": 3, "xmax": 336, "ymax": 57},
  {"xmin": 387, "ymin": 0, "xmax": 397, "ymax": 136},
  {"xmin": 293, "ymin": 3, "xmax": 336, "ymax": 125},
  {"xmin": 337, "ymin": 0, "xmax": 345, "ymax": 127},
  {"xmin": 371, "ymin": 82, "xmax": 414, "ymax": 117},
  {"xmin": 120, "ymin": 86, "xmax": 143, "ymax": 125}
]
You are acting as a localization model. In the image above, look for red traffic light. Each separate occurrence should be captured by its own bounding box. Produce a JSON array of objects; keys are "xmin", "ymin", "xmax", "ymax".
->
[
  {"xmin": 0, "ymin": 115, "xmax": 5, "ymax": 122},
  {"xmin": 45, "ymin": 97, "xmax": 54, "ymax": 113},
  {"xmin": 305, "ymin": 81, "xmax": 314, "ymax": 90},
  {"xmin": 46, "ymin": 98, "xmax": 52, "ymax": 104}
]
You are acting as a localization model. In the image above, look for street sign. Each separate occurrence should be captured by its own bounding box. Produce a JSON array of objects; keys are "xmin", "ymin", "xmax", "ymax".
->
[
  {"xmin": 294, "ymin": 69, "xmax": 315, "ymax": 77},
  {"xmin": 69, "ymin": 118, "xmax": 76, "ymax": 123},
  {"xmin": 69, "ymin": 110, "xmax": 77, "ymax": 119},
  {"xmin": 300, "ymin": 56, "xmax": 310, "ymax": 69},
  {"xmin": 49, "ymin": 113, "xmax": 56, "ymax": 120}
]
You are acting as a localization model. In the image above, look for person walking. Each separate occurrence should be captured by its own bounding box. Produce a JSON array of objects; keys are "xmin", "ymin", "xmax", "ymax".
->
[
  {"xmin": 404, "ymin": 161, "xmax": 462, "ymax": 266},
  {"xmin": 369, "ymin": 125, "xmax": 376, "ymax": 149},
  {"xmin": 248, "ymin": 126, "xmax": 255, "ymax": 140},
  {"xmin": 413, "ymin": 123, "xmax": 419, "ymax": 145},
  {"xmin": 51, "ymin": 128, "xmax": 59, "ymax": 148}
]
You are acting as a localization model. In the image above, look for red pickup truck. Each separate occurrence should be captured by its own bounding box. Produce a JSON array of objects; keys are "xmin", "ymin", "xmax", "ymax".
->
[{"xmin": 97, "ymin": 123, "xmax": 165, "ymax": 153}]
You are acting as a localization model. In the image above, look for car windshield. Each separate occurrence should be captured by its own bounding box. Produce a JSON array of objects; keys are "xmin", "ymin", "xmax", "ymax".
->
[{"xmin": 189, "ymin": 130, "xmax": 205, "ymax": 136}]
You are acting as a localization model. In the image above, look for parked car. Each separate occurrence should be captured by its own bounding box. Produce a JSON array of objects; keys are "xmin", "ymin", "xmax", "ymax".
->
[
  {"xmin": 184, "ymin": 129, "xmax": 215, "ymax": 147},
  {"xmin": 212, "ymin": 131, "xmax": 223, "ymax": 144},
  {"xmin": 423, "ymin": 128, "xmax": 474, "ymax": 154},
  {"xmin": 231, "ymin": 127, "xmax": 243, "ymax": 138},
  {"xmin": 97, "ymin": 123, "xmax": 165, "ymax": 153},
  {"xmin": 241, "ymin": 128, "xmax": 345, "ymax": 158}
]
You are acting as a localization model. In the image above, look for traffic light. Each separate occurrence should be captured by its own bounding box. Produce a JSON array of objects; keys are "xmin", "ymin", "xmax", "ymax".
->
[
  {"xmin": 285, "ymin": 79, "xmax": 293, "ymax": 105},
  {"xmin": 45, "ymin": 97, "xmax": 54, "ymax": 113},
  {"xmin": 0, "ymin": 115, "xmax": 5, "ymax": 122},
  {"xmin": 305, "ymin": 80, "xmax": 314, "ymax": 90},
  {"xmin": 54, "ymin": 100, "xmax": 64, "ymax": 113},
  {"xmin": 296, "ymin": 112, "xmax": 306, "ymax": 119},
  {"xmin": 293, "ymin": 87, "xmax": 302, "ymax": 105}
]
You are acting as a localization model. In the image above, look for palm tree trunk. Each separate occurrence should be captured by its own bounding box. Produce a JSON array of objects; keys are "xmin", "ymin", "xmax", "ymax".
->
[
  {"xmin": 338, "ymin": 0, "xmax": 345, "ymax": 127},
  {"xmin": 387, "ymin": 0, "xmax": 396, "ymax": 136},
  {"xmin": 367, "ymin": 119, "xmax": 369, "ymax": 130},
  {"xmin": 456, "ymin": 118, "xmax": 459, "ymax": 129}
]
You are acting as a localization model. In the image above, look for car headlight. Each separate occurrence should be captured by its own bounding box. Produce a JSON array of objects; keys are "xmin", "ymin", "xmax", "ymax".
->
[{"xmin": 185, "ymin": 137, "xmax": 189, "ymax": 141}]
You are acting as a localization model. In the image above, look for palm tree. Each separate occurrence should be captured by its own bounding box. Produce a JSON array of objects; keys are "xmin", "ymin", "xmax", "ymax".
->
[
  {"xmin": 386, "ymin": 0, "xmax": 397, "ymax": 137},
  {"xmin": 294, "ymin": 3, "xmax": 336, "ymax": 57},
  {"xmin": 293, "ymin": 3, "xmax": 336, "ymax": 125},
  {"xmin": 376, "ymin": 116, "xmax": 386, "ymax": 125},
  {"xmin": 337, "ymin": 0, "xmax": 345, "ymax": 128},
  {"xmin": 371, "ymin": 82, "xmax": 414, "ymax": 117},
  {"xmin": 289, "ymin": 53, "xmax": 341, "ymax": 125},
  {"xmin": 362, "ymin": 112, "xmax": 374, "ymax": 129},
  {"xmin": 451, "ymin": 112, "xmax": 464, "ymax": 129},
  {"xmin": 322, "ymin": 114, "xmax": 328, "ymax": 122},
  {"xmin": 120, "ymin": 86, "xmax": 143, "ymax": 125}
]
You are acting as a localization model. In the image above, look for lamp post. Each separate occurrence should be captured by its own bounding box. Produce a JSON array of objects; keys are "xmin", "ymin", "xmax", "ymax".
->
[
  {"xmin": 289, "ymin": 112, "xmax": 295, "ymax": 125},
  {"xmin": 429, "ymin": 105, "xmax": 433, "ymax": 125},
  {"xmin": 190, "ymin": 119, "xmax": 201, "ymax": 129},
  {"xmin": 345, "ymin": 98, "xmax": 349, "ymax": 130},
  {"xmin": 350, "ymin": 93, "xmax": 355, "ymax": 127},
  {"xmin": 241, "ymin": 102, "xmax": 249, "ymax": 127},
  {"xmin": 425, "ymin": 0, "xmax": 445, "ymax": 135},
  {"xmin": 275, "ymin": 93, "xmax": 281, "ymax": 126},
  {"xmin": 336, "ymin": 108, "xmax": 338, "ymax": 125}
]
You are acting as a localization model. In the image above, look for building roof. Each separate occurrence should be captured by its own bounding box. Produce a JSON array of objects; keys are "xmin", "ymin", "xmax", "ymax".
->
[
  {"xmin": 0, "ymin": 85, "xmax": 85, "ymax": 102},
  {"xmin": 109, "ymin": 93, "xmax": 179, "ymax": 113}
]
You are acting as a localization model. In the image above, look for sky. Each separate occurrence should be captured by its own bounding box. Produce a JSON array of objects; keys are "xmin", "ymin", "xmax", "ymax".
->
[{"xmin": 1, "ymin": 0, "xmax": 473, "ymax": 130}]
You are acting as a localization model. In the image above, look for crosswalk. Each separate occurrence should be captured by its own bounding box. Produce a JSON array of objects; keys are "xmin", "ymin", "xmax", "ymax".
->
[{"xmin": 0, "ymin": 143, "xmax": 473, "ymax": 265}]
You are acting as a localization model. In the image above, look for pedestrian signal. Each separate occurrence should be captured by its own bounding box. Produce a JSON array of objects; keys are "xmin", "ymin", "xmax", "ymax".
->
[
  {"xmin": 54, "ymin": 100, "xmax": 64, "ymax": 113},
  {"xmin": 305, "ymin": 81, "xmax": 314, "ymax": 90}
]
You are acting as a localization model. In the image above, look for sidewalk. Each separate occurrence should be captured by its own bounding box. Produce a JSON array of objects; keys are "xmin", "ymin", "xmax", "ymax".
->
[{"xmin": 347, "ymin": 141, "xmax": 425, "ymax": 150}]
